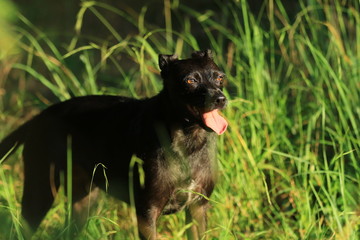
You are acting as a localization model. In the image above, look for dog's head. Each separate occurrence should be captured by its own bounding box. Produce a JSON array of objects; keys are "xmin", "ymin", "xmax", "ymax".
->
[{"xmin": 159, "ymin": 49, "xmax": 228, "ymax": 135}]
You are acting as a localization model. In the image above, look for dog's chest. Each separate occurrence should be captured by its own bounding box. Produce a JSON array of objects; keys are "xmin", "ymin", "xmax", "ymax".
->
[
  {"xmin": 163, "ymin": 179, "xmax": 202, "ymax": 214},
  {"xmin": 160, "ymin": 128, "xmax": 215, "ymax": 214}
]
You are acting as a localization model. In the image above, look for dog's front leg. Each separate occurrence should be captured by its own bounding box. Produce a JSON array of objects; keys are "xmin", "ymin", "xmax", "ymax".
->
[
  {"xmin": 137, "ymin": 216, "xmax": 156, "ymax": 240},
  {"xmin": 185, "ymin": 204, "xmax": 207, "ymax": 240},
  {"xmin": 137, "ymin": 206, "xmax": 162, "ymax": 240}
]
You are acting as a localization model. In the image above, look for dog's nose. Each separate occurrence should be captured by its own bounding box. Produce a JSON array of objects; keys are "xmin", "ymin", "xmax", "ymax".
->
[{"xmin": 215, "ymin": 95, "xmax": 227, "ymax": 108}]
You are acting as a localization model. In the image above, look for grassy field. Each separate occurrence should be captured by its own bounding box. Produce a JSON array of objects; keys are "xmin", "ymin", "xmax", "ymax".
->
[{"xmin": 0, "ymin": 0, "xmax": 359, "ymax": 239}]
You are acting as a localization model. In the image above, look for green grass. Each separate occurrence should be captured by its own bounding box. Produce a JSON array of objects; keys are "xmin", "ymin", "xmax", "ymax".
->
[{"xmin": 1, "ymin": 0, "xmax": 360, "ymax": 239}]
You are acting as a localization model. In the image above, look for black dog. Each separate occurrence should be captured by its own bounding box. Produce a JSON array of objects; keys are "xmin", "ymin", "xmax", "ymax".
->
[{"xmin": 0, "ymin": 50, "xmax": 227, "ymax": 239}]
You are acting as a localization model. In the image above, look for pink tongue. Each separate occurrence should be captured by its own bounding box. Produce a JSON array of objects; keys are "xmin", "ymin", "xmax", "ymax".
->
[{"xmin": 202, "ymin": 110, "xmax": 228, "ymax": 135}]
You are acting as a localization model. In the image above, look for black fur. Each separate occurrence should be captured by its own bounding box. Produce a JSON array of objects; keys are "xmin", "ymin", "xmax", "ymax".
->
[{"xmin": 0, "ymin": 50, "xmax": 227, "ymax": 239}]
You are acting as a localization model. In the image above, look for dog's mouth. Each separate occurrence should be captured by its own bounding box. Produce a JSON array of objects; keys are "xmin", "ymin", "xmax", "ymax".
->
[{"xmin": 187, "ymin": 106, "xmax": 228, "ymax": 135}]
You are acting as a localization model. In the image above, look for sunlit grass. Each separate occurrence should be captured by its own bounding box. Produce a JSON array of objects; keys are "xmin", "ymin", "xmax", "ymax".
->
[{"xmin": 0, "ymin": 0, "xmax": 359, "ymax": 239}]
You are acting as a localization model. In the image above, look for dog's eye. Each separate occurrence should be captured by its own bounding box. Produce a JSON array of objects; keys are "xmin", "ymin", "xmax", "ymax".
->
[
  {"xmin": 186, "ymin": 78, "xmax": 196, "ymax": 84},
  {"xmin": 216, "ymin": 76, "xmax": 224, "ymax": 83}
]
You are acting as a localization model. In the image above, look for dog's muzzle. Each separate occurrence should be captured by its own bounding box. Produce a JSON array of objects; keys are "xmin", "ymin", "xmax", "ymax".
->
[{"xmin": 187, "ymin": 90, "xmax": 228, "ymax": 135}]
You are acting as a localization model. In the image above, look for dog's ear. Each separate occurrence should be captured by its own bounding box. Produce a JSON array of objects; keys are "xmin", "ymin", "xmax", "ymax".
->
[
  {"xmin": 191, "ymin": 49, "xmax": 213, "ymax": 59},
  {"xmin": 159, "ymin": 54, "xmax": 178, "ymax": 70}
]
